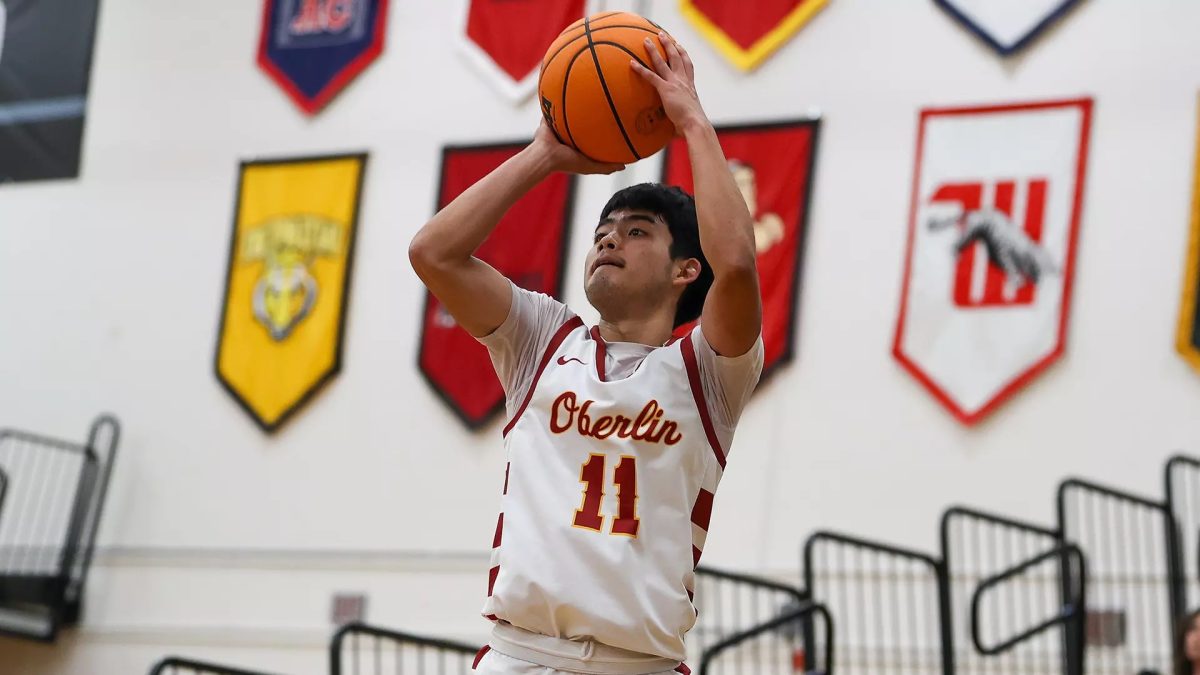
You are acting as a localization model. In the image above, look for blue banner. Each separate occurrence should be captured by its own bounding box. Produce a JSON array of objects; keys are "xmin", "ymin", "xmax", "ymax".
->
[{"xmin": 257, "ymin": 0, "xmax": 388, "ymax": 114}]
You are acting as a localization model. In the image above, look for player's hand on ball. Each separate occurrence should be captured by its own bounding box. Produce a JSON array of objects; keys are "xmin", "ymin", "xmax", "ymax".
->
[
  {"xmin": 531, "ymin": 121, "xmax": 626, "ymax": 175},
  {"xmin": 631, "ymin": 32, "xmax": 708, "ymax": 135}
]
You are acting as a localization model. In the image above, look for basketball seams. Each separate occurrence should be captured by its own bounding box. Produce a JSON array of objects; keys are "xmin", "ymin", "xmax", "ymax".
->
[
  {"xmin": 583, "ymin": 16, "xmax": 641, "ymax": 161},
  {"xmin": 560, "ymin": 47, "xmax": 597, "ymax": 161},
  {"xmin": 590, "ymin": 41, "xmax": 652, "ymax": 70},
  {"xmin": 591, "ymin": 41, "xmax": 664, "ymax": 157},
  {"xmin": 541, "ymin": 25, "xmax": 660, "ymax": 75}
]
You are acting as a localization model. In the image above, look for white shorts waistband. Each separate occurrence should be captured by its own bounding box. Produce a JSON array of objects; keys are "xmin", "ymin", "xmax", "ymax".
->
[{"xmin": 489, "ymin": 622, "xmax": 680, "ymax": 675}]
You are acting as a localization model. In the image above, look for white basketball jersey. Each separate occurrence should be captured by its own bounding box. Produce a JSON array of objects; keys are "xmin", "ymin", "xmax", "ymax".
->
[{"xmin": 482, "ymin": 317, "xmax": 727, "ymax": 662}]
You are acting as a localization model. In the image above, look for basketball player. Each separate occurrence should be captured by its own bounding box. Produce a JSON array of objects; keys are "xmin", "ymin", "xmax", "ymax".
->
[{"xmin": 410, "ymin": 33, "xmax": 763, "ymax": 674}]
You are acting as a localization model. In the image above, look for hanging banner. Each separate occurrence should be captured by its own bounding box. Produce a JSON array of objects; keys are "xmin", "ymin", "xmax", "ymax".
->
[
  {"xmin": 679, "ymin": 0, "xmax": 828, "ymax": 71},
  {"xmin": 894, "ymin": 98, "xmax": 1092, "ymax": 425},
  {"xmin": 257, "ymin": 0, "xmax": 389, "ymax": 115},
  {"xmin": 933, "ymin": 0, "xmax": 1087, "ymax": 56},
  {"xmin": 458, "ymin": 0, "xmax": 585, "ymax": 102},
  {"xmin": 420, "ymin": 142, "xmax": 575, "ymax": 429},
  {"xmin": 0, "ymin": 0, "xmax": 101, "ymax": 182},
  {"xmin": 216, "ymin": 153, "xmax": 367, "ymax": 432},
  {"xmin": 662, "ymin": 118, "xmax": 820, "ymax": 381},
  {"xmin": 1177, "ymin": 100, "xmax": 1200, "ymax": 376}
]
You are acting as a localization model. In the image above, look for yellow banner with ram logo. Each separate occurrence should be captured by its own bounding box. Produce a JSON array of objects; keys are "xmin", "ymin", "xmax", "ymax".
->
[
  {"xmin": 215, "ymin": 153, "xmax": 366, "ymax": 432},
  {"xmin": 1180, "ymin": 101, "xmax": 1200, "ymax": 376}
]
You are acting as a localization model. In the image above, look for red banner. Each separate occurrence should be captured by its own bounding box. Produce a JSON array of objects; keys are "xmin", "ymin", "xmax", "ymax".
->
[
  {"xmin": 662, "ymin": 119, "xmax": 820, "ymax": 381},
  {"xmin": 419, "ymin": 143, "xmax": 576, "ymax": 428},
  {"xmin": 680, "ymin": 0, "xmax": 828, "ymax": 71},
  {"xmin": 459, "ymin": 0, "xmax": 585, "ymax": 101}
]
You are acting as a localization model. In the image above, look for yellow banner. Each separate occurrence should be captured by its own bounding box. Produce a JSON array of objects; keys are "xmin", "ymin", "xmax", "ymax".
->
[
  {"xmin": 216, "ymin": 154, "xmax": 366, "ymax": 431},
  {"xmin": 1180, "ymin": 103, "xmax": 1200, "ymax": 375}
]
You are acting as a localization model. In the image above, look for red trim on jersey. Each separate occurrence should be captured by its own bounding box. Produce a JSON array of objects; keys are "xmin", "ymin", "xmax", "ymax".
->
[
  {"xmin": 692, "ymin": 545, "xmax": 703, "ymax": 567},
  {"xmin": 503, "ymin": 462, "xmax": 510, "ymax": 495},
  {"xmin": 487, "ymin": 565, "xmax": 500, "ymax": 596},
  {"xmin": 589, "ymin": 325, "xmax": 608, "ymax": 381},
  {"xmin": 492, "ymin": 513, "xmax": 504, "ymax": 548},
  {"xmin": 473, "ymin": 645, "xmax": 491, "ymax": 669},
  {"xmin": 691, "ymin": 488, "xmax": 714, "ymax": 530},
  {"xmin": 485, "ymin": 613, "xmax": 498, "ymax": 621},
  {"xmin": 675, "ymin": 664, "xmax": 691, "ymax": 674},
  {"xmin": 680, "ymin": 333, "xmax": 727, "ymax": 469},
  {"xmin": 503, "ymin": 316, "xmax": 584, "ymax": 437}
]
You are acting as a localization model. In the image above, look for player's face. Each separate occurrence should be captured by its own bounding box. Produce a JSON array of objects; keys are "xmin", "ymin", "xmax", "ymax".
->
[{"xmin": 585, "ymin": 209, "xmax": 677, "ymax": 314}]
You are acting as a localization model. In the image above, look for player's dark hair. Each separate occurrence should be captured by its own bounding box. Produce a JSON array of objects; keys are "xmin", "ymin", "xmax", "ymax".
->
[{"xmin": 599, "ymin": 183, "xmax": 712, "ymax": 328}]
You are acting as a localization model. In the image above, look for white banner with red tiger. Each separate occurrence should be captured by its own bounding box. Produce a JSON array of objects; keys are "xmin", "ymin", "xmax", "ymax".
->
[{"xmin": 893, "ymin": 98, "xmax": 1093, "ymax": 425}]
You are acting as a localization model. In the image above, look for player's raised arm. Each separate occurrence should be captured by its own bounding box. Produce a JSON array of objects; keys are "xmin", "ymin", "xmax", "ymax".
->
[
  {"xmin": 409, "ymin": 124, "xmax": 623, "ymax": 338},
  {"xmin": 632, "ymin": 33, "xmax": 762, "ymax": 356}
]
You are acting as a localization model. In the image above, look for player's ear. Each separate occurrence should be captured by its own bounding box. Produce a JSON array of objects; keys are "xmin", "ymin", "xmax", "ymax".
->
[{"xmin": 673, "ymin": 258, "xmax": 701, "ymax": 285}]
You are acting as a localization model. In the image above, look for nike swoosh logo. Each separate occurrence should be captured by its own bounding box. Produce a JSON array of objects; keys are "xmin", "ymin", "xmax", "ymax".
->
[{"xmin": 557, "ymin": 356, "xmax": 587, "ymax": 366}]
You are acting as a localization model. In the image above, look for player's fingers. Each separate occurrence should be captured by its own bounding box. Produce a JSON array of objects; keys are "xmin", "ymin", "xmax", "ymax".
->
[
  {"xmin": 658, "ymin": 32, "xmax": 685, "ymax": 75},
  {"xmin": 629, "ymin": 58, "xmax": 664, "ymax": 88},
  {"xmin": 590, "ymin": 162, "xmax": 626, "ymax": 175},
  {"xmin": 643, "ymin": 37, "xmax": 672, "ymax": 78},
  {"xmin": 675, "ymin": 39, "xmax": 696, "ymax": 81}
]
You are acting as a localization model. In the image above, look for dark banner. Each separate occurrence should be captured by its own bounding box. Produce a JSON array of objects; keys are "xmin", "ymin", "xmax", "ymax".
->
[
  {"xmin": 662, "ymin": 118, "xmax": 820, "ymax": 382},
  {"xmin": 0, "ymin": 0, "xmax": 101, "ymax": 182},
  {"xmin": 420, "ymin": 142, "xmax": 575, "ymax": 429},
  {"xmin": 258, "ymin": 0, "xmax": 388, "ymax": 114}
]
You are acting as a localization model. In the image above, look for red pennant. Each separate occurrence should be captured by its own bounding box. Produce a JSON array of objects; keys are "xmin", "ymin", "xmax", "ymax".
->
[
  {"xmin": 419, "ymin": 143, "xmax": 576, "ymax": 428},
  {"xmin": 680, "ymin": 0, "xmax": 828, "ymax": 71},
  {"xmin": 460, "ymin": 0, "xmax": 586, "ymax": 100},
  {"xmin": 662, "ymin": 119, "xmax": 820, "ymax": 381}
]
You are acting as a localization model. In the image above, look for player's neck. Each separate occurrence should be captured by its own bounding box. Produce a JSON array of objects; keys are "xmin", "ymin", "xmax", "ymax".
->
[{"xmin": 595, "ymin": 314, "xmax": 676, "ymax": 347}]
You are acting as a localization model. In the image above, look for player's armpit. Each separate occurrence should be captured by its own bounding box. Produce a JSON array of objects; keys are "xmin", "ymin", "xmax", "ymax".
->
[
  {"xmin": 699, "ymin": 265, "xmax": 762, "ymax": 357},
  {"xmin": 408, "ymin": 250, "xmax": 513, "ymax": 338}
]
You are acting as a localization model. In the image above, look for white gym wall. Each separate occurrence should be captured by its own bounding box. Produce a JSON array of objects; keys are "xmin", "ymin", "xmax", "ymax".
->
[{"xmin": 1, "ymin": 0, "xmax": 1199, "ymax": 672}]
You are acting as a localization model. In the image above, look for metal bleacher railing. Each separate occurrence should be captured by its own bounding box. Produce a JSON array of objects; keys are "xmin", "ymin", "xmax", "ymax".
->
[
  {"xmin": 942, "ymin": 506, "xmax": 1085, "ymax": 675},
  {"xmin": 1166, "ymin": 456, "xmax": 1200, "ymax": 615},
  {"xmin": 1058, "ymin": 478, "xmax": 1182, "ymax": 674},
  {"xmin": 798, "ymin": 453, "xmax": 1200, "ymax": 675},
  {"xmin": 968, "ymin": 543, "xmax": 1085, "ymax": 669},
  {"xmin": 329, "ymin": 621, "xmax": 481, "ymax": 675},
  {"xmin": 698, "ymin": 600, "xmax": 834, "ymax": 675},
  {"xmin": 804, "ymin": 530, "xmax": 952, "ymax": 675},
  {"xmin": 0, "ymin": 414, "xmax": 120, "ymax": 641},
  {"xmin": 148, "ymin": 657, "xmax": 282, "ymax": 675},
  {"xmin": 691, "ymin": 565, "xmax": 811, "ymax": 668}
]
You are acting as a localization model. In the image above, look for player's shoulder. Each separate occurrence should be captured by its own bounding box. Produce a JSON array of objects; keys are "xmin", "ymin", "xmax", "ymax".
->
[
  {"xmin": 689, "ymin": 324, "xmax": 764, "ymax": 365},
  {"xmin": 512, "ymin": 282, "xmax": 568, "ymax": 311},
  {"xmin": 508, "ymin": 282, "xmax": 579, "ymax": 332}
]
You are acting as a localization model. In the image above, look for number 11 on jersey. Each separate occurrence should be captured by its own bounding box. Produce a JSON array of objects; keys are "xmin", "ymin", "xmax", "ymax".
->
[{"xmin": 573, "ymin": 454, "xmax": 639, "ymax": 537}]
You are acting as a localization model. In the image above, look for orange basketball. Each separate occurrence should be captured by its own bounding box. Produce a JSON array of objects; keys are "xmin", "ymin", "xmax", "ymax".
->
[{"xmin": 538, "ymin": 12, "xmax": 676, "ymax": 165}]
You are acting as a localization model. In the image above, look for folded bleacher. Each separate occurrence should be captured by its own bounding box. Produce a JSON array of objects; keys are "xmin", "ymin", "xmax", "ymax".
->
[{"xmin": 0, "ymin": 414, "xmax": 120, "ymax": 641}]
